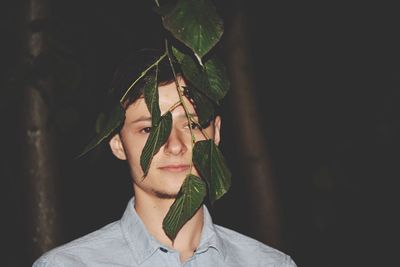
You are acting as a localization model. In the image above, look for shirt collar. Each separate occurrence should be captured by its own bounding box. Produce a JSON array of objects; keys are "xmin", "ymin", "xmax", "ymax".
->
[
  {"xmin": 197, "ymin": 205, "xmax": 227, "ymax": 259},
  {"xmin": 120, "ymin": 197, "xmax": 161, "ymax": 265},
  {"xmin": 120, "ymin": 197, "xmax": 227, "ymax": 264}
]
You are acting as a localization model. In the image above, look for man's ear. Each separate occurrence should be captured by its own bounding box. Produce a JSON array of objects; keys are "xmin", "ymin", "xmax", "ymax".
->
[
  {"xmin": 213, "ymin": 116, "xmax": 221, "ymax": 145},
  {"xmin": 109, "ymin": 134, "xmax": 127, "ymax": 160}
]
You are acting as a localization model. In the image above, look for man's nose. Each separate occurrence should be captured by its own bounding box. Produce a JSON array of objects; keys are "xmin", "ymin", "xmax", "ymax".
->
[{"xmin": 163, "ymin": 129, "xmax": 188, "ymax": 156}]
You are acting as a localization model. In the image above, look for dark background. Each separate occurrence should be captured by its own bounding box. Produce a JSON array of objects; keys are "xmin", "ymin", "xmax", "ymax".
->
[{"xmin": 2, "ymin": 0, "xmax": 399, "ymax": 266}]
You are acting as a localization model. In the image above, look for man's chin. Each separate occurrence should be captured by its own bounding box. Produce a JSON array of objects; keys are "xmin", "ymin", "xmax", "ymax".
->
[{"xmin": 153, "ymin": 190, "xmax": 178, "ymax": 200}]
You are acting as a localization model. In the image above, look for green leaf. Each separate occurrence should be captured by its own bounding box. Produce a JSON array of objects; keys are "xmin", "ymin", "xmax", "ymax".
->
[
  {"xmin": 204, "ymin": 56, "xmax": 230, "ymax": 101},
  {"xmin": 78, "ymin": 104, "xmax": 125, "ymax": 158},
  {"xmin": 183, "ymin": 85, "xmax": 215, "ymax": 128},
  {"xmin": 140, "ymin": 112, "xmax": 172, "ymax": 176},
  {"xmin": 162, "ymin": 0, "xmax": 223, "ymax": 60},
  {"xmin": 143, "ymin": 68, "xmax": 161, "ymax": 126},
  {"xmin": 163, "ymin": 174, "xmax": 206, "ymax": 240},
  {"xmin": 192, "ymin": 140, "xmax": 231, "ymax": 203},
  {"xmin": 176, "ymin": 50, "xmax": 229, "ymax": 103}
]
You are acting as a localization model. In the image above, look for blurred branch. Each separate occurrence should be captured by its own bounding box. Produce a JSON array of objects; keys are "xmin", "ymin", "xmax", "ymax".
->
[
  {"xmin": 224, "ymin": 4, "xmax": 283, "ymax": 248},
  {"xmin": 20, "ymin": 0, "xmax": 60, "ymax": 262}
]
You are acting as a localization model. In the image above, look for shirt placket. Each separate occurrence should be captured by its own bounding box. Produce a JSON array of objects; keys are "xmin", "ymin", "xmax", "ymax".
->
[{"xmin": 158, "ymin": 247, "xmax": 184, "ymax": 267}]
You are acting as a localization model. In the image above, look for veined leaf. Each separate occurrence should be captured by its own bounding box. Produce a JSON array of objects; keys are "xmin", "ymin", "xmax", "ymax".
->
[
  {"xmin": 183, "ymin": 85, "xmax": 215, "ymax": 128},
  {"xmin": 77, "ymin": 104, "xmax": 125, "ymax": 158},
  {"xmin": 162, "ymin": 0, "xmax": 223, "ymax": 60},
  {"xmin": 176, "ymin": 50, "xmax": 229, "ymax": 103},
  {"xmin": 163, "ymin": 174, "xmax": 206, "ymax": 240},
  {"xmin": 140, "ymin": 112, "xmax": 172, "ymax": 176},
  {"xmin": 193, "ymin": 140, "xmax": 231, "ymax": 203},
  {"xmin": 143, "ymin": 68, "xmax": 161, "ymax": 126},
  {"xmin": 204, "ymin": 56, "xmax": 230, "ymax": 101}
]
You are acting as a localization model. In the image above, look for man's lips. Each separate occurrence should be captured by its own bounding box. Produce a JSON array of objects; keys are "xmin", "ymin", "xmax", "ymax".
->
[{"xmin": 158, "ymin": 164, "xmax": 190, "ymax": 172}]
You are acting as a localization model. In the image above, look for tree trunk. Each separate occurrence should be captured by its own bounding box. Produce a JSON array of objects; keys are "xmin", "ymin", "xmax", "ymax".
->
[
  {"xmin": 20, "ymin": 0, "xmax": 60, "ymax": 262},
  {"xmin": 224, "ymin": 5, "xmax": 283, "ymax": 248}
]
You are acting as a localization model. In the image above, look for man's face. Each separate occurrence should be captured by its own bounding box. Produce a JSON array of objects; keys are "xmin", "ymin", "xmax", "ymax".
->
[{"xmin": 109, "ymin": 77, "xmax": 221, "ymax": 199}]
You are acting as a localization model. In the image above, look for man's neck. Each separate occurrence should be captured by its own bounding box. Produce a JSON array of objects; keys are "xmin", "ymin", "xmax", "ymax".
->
[{"xmin": 133, "ymin": 191, "xmax": 204, "ymax": 262}]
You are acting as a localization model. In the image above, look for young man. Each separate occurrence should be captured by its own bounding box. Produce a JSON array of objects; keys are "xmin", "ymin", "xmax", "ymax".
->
[{"xmin": 33, "ymin": 50, "xmax": 297, "ymax": 266}]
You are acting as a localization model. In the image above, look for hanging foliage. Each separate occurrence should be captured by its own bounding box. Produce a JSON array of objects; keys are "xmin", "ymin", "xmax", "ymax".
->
[{"xmin": 80, "ymin": 0, "xmax": 231, "ymax": 240}]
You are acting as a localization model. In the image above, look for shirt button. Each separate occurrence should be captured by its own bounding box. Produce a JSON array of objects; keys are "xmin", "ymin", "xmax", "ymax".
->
[{"xmin": 160, "ymin": 247, "xmax": 168, "ymax": 253}]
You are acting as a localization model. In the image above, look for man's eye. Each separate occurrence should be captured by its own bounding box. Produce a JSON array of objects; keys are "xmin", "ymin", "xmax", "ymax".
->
[
  {"xmin": 187, "ymin": 122, "xmax": 201, "ymax": 130},
  {"xmin": 140, "ymin": 127, "xmax": 152, "ymax": 134}
]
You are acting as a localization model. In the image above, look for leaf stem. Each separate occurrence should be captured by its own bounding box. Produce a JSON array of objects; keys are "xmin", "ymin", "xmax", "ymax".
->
[{"xmin": 168, "ymin": 100, "xmax": 182, "ymax": 112}]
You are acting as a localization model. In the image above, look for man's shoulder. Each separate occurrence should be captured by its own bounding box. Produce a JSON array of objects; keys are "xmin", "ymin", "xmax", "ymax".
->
[
  {"xmin": 214, "ymin": 224, "xmax": 297, "ymax": 266},
  {"xmin": 33, "ymin": 220, "xmax": 131, "ymax": 266}
]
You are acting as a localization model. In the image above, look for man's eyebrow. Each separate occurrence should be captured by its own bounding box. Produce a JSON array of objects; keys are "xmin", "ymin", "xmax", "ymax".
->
[
  {"xmin": 129, "ymin": 113, "xmax": 198, "ymax": 124},
  {"xmin": 128, "ymin": 116, "xmax": 152, "ymax": 124},
  {"xmin": 177, "ymin": 113, "xmax": 198, "ymax": 119}
]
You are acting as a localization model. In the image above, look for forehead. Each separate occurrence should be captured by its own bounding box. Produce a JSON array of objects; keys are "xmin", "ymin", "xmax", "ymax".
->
[{"xmin": 124, "ymin": 78, "xmax": 195, "ymax": 119}]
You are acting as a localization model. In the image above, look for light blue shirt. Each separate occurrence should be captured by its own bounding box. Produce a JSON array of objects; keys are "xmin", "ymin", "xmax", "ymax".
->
[{"xmin": 33, "ymin": 198, "xmax": 297, "ymax": 266}]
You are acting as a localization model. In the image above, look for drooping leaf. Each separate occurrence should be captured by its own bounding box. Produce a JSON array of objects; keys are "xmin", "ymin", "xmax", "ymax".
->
[
  {"xmin": 95, "ymin": 112, "xmax": 107, "ymax": 134},
  {"xmin": 203, "ymin": 56, "xmax": 230, "ymax": 101},
  {"xmin": 183, "ymin": 85, "xmax": 215, "ymax": 128},
  {"xmin": 77, "ymin": 104, "xmax": 125, "ymax": 158},
  {"xmin": 143, "ymin": 68, "xmax": 161, "ymax": 126},
  {"xmin": 140, "ymin": 112, "xmax": 172, "ymax": 176},
  {"xmin": 162, "ymin": 0, "xmax": 223, "ymax": 60},
  {"xmin": 192, "ymin": 140, "xmax": 231, "ymax": 203},
  {"xmin": 163, "ymin": 174, "xmax": 206, "ymax": 240},
  {"xmin": 173, "ymin": 48, "xmax": 229, "ymax": 103}
]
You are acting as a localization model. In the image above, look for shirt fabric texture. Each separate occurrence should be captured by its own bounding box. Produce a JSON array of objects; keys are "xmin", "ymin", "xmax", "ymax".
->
[{"xmin": 33, "ymin": 197, "xmax": 297, "ymax": 267}]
